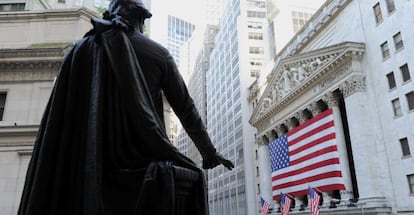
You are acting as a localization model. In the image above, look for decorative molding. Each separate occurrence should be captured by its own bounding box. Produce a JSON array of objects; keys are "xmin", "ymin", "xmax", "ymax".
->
[
  {"xmin": 323, "ymin": 91, "xmax": 341, "ymax": 107},
  {"xmin": 0, "ymin": 60, "xmax": 61, "ymax": 71},
  {"xmin": 250, "ymin": 42, "xmax": 365, "ymax": 126},
  {"xmin": 295, "ymin": 111, "xmax": 307, "ymax": 124},
  {"xmin": 339, "ymin": 74, "xmax": 366, "ymax": 98},
  {"xmin": 308, "ymin": 102, "xmax": 322, "ymax": 116}
]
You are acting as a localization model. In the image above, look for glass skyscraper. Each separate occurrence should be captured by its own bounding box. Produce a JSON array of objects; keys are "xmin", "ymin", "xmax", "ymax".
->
[{"xmin": 167, "ymin": 15, "xmax": 195, "ymax": 68}]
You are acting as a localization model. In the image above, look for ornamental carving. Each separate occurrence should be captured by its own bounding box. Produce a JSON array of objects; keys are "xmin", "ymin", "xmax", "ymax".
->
[
  {"xmin": 250, "ymin": 42, "xmax": 365, "ymax": 126},
  {"xmin": 339, "ymin": 75, "xmax": 366, "ymax": 98}
]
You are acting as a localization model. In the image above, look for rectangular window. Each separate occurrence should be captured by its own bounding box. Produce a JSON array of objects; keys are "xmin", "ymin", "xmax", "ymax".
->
[
  {"xmin": 250, "ymin": 70, "xmax": 260, "ymax": 78},
  {"xmin": 247, "ymin": 11, "xmax": 266, "ymax": 18},
  {"xmin": 249, "ymin": 47, "xmax": 264, "ymax": 54},
  {"xmin": 385, "ymin": 0, "xmax": 396, "ymax": 13},
  {"xmin": 386, "ymin": 72, "xmax": 397, "ymax": 89},
  {"xmin": 406, "ymin": 91, "xmax": 414, "ymax": 111},
  {"xmin": 248, "ymin": 32, "xmax": 263, "ymax": 40},
  {"xmin": 408, "ymin": 174, "xmax": 414, "ymax": 194},
  {"xmin": 373, "ymin": 3, "xmax": 383, "ymax": 23},
  {"xmin": 0, "ymin": 92, "xmax": 6, "ymax": 121},
  {"xmin": 393, "ymin": 32, "xmax": 404, "ymax": 51},
  {"xmin": 381, "ymin": 41, "xmax": 390, "ymax": 59},
  {"xmin": 399, "ymin": 137, "xmax": 411, "ymax": 157},
  {"xmin": 392, "ymin": 98, "xmax": 402, "ymax": 117},
  {"xmin": 246, "ymin": 0, "xmax": 265, "ymax": 8},
  {"xmin": 250, "ymin": 58, "xmax": 263, "ymax": 67},
  {"xmin": 248, "ymin": 21, "xmax": 262, "ymax": 29},
  {"xmin": 400, "ymin": 64, "xmax": 411, "ymax": 82},
  {"xmin": 0, "ymin": 3, "xmax": 25, "ymax": 11}
]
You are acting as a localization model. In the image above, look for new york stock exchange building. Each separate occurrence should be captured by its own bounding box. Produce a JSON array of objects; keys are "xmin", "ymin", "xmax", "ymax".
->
[{"xmin": 250, "ymin": 0, "xmax": 413, "ymax": 214}]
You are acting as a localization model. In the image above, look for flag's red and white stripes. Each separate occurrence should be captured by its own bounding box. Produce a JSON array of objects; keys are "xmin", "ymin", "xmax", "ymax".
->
[{"xmin": 272, "ymin": 109, "xmax": 345, "ymax": 199}]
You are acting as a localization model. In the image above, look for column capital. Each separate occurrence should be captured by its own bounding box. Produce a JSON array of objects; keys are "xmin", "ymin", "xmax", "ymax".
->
[
  {"xmin": 323, "ymin": 92, "xmax": 340, "ymax": 108},
  {"xmin": 307, "ymin": 102, "xmax": 321, "ymax": 116},
  {"xmin": 284, "ymin": 119, "xmax": 295, "ymax": 130},
  {"xmin": 339, "ymin": 75, "xmax": 366, "ymax": 98},
  {"xmin": 295, "ymin": 111, "xmax": 307, "ymax": 124},
  {"xmin": 257, "ymin": 136, "xmax": 268, "ymax": 146},
  {"xmin": 275, "ymin": 126, "xmax": 285, "ymax": 136}
]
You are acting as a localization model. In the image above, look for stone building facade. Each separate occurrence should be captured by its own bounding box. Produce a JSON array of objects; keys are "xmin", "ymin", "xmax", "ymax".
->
[
  {"xmin": 250, "ymin": 0, "xmax": 414, "ymax": 214},
  {"xmin": 0, "ymin": 8, "xmax": 97, "ymax": 215}
]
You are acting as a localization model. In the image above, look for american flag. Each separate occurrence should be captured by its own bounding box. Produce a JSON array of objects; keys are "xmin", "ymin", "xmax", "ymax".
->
[
  {"xmin": 280, "ymin": 192, "xmax": 291, "ymax": 215},
  {"xmin": 260, "ymin": 197, "xmax": 270, "ymax": 215},
  {"xmin": 309, "ymin": 186, "xmax": 321, "ymax": 215},
  {"xmin": 269, "ymin": 109, "xmax": 345, "ymax": 199}
]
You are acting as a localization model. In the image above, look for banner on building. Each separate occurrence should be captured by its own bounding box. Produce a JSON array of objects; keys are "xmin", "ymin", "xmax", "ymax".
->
[{"xmin": 269, "ymin": 108, "xmax": 345, "ymax": 200}]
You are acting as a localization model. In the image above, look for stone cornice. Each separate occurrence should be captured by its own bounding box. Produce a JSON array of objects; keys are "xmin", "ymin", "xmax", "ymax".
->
[
  {"xmin": 0, "ymin": 60, "xmax": 61, "ymax": 71},
  {"xmin": 0, "ymin": 8, "xmax": 99, "ymax": 22},
  {"xmin": 0, "ymin": 124, "xmax": 39, "ymax": 136},
  {"xmin": 0, "ymin": 45, "xmax": 70, "ymax": 59},
  {"xmin": 250, "ymin": 42, "xmax": 364, "ymax": 127}
]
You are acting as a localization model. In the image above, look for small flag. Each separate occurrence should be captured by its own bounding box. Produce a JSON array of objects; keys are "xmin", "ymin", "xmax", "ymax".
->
[
  {"xmin": 280, "ymin": 192, "xmax": 291, "ymax": 215},
  {"xmin": 261, "ymin": 197, "xmax": 271, "ymax": 215},
  {"xmin": 309, "ymin": 187, "xmax": 321, "ymax": 215}
]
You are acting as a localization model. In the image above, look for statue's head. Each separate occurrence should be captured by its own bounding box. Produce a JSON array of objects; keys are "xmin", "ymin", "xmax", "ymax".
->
[
  {"xmin": 107, "ymin": 0, "xmax": 152, "ymax": 20},
  {"xmin": 105, "ymin": 0, "xmax": 151, "ymax": 32}
]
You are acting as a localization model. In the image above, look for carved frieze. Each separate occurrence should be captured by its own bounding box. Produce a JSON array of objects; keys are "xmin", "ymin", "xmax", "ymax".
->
[{"xmin": 250, "ymin": 42, "xmax": 365, "ymax": 127}]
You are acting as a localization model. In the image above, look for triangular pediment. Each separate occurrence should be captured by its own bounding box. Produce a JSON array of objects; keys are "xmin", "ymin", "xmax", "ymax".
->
[{"xmin": 250, "ymin": 42, "xmax": 364, "ymax": 126}]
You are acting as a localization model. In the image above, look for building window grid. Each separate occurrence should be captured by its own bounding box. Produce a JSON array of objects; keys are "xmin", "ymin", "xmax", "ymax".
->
[
  {"xmin": 381, "ymin": 41, "xmax": 390, "ymax": 59},
  {"xmin": 373, "ymin": 3, "xmax": 383, "ymax": 24},
  {"xmin": 393, "ymin": 32, "xmax": 404, "ymax": 51}
]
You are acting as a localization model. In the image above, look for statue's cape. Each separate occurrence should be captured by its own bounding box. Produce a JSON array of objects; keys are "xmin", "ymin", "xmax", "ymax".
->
[{"xmin": 18, "ymin": 17, "xmax": 207, "ymax": 215}]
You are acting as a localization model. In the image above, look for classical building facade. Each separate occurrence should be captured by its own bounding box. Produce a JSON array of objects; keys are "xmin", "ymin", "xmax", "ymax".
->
[
  {"xmin": 250, "ymin": 0, "xmax": 414, "ymax": 214},
  {"xmin": 0, "ymin": 6, "xmax": 98, "ymax": 215}
]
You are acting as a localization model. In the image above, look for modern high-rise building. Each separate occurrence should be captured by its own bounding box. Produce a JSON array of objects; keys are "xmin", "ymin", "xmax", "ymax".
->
[
  {"xmin": 175, "ymin": 0, "xmax": 228, "ymax": 166},
  {"xmin": 205, "ymin": 0, "xmax": 268, "ymax": 214},
  {"xmin": 176, "ymin": 24, "xmax": 219, "ymax": 167}
]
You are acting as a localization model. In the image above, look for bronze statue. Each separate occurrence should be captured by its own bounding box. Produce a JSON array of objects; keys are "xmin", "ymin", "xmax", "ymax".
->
[{"xmin": 18, "ymin": 0, "xmax": 233, "ymax": 214}]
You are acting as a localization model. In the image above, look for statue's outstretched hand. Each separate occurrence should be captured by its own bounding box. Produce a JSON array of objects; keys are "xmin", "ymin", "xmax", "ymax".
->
[{"xmin": 202, "ymin": 152, "xmax": 234, "ymax": 170}]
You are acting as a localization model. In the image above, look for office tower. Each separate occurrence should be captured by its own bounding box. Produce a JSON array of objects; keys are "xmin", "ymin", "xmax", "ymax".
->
[{"xmin": 205, "ymin": 0, "xmax": 268, "ymax": 214}]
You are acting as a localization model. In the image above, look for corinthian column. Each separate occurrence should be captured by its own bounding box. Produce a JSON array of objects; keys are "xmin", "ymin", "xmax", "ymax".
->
[
  {"xmin": 257, "ymin": 135, "xmax": 273, "ymax": 208},
  {"xmin": 322, "ymin": 92, "xmax": 353, "ymax": 202},
  {"xmin": 339, "ymin": 75, "xmax": 388, "ymax": 207}
]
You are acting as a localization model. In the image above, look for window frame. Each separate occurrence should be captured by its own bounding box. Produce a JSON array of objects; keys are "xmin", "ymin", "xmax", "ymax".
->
[
  {"xmin": 391, "ymin": 98, "xmax": 402, "ymax": 117},
  {"xmin": 386, "ymin": 72, "xmax": 397, "ymax": 90},
  {"xmin": 399, "ymin": 137, "xmax": 411, "ymax": 157},
  {"xmin": 0, "ymin": 92, "xmax": 6, "ymax": 121},
  {"xmin": 400, "ymin": 64, "xmax": 411, "ymax": 82},
  {"xmin": 393, "ymin": 32, "xmax": 404, "ymax": 51},
  {"xmin": 373, "ymin": 3, "xmax": 383, "ymax": 24},
  {"xmin": 408, "ymin": 174, "xmax": 414, "ymax": 195},
  {"xmin": 406, "ymin": 91, "xmax": 414, "ymax": 111},
  {"xmin": 380, "ymin": 41, "xmax": 390, "ymax": 59},
  {"xmin": 385, "ymin": 0, "xmax": 396, "ymax": 14}
]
